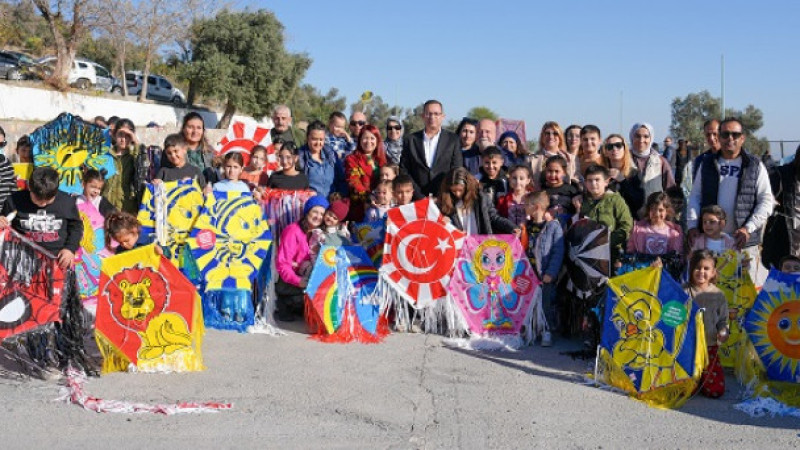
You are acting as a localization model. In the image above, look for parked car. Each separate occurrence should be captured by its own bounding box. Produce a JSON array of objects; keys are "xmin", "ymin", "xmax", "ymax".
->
[
  {"xmin": 0, "ymin": 50, "xmax": 37, "ymax": 80},
  {"xmin": 125, "ymin": 71, "xmax": 186, "ymax": 105},
  {"xmin": 89, "ymin": 62, "xmax": 122, "ymax": 94},
  {"xmin": 37, "ymin": 56, "xmax": 97, "ymax": 89}
]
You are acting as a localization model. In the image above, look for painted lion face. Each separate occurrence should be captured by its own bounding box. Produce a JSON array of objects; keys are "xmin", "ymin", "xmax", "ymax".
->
[{"xmin": 119, "ymin": 278, "xmax": 154, "ymax": 322}]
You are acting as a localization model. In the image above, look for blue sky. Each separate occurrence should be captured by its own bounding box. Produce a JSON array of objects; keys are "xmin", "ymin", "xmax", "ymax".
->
[{"xmin": 245, "ymin": 1, "xmax": 798, "ymax": 147}]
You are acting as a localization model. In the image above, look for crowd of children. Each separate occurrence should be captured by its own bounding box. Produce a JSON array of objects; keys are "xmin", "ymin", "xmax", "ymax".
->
[{"xmin": 1, "ymin": 114, "xmax": 793, "ymax": 401}]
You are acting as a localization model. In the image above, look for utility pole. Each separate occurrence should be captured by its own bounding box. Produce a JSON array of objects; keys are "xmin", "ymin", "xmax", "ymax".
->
[{"xmin": 720, "ymin": 54, "xmax": 725, "ymax": 119}]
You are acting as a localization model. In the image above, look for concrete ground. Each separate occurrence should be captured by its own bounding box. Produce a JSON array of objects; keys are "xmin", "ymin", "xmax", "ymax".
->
[{"xmin": 1, "ymin": 323, "xmax": 798, "ymax": 449}]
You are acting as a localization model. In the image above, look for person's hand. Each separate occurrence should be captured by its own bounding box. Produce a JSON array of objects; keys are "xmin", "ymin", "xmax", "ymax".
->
[
  {"xmin": 572, "ymin": 195, "xmax": 582, "ymax": 211},
  {"xmin": 512, "ymin": 227, "xmax": 521, "ymax": 238},
  {"xmin": 119, "ymin": 127, "xmax": 139, "ymax": 146},
  {"xmin": 687, "ymin": 228, "xmax": 700, "ymax": 246},
  {"xmin": 299, "ymin": 278, "xmax": 308, "ymax": 289},
  {"xmin": 718, "ymin": 328, "xmax": 730, "ymax": 343},
  {"xmin": 57, "ymin": 249, "xmax": 75, "ymax": 269},
  {"xmin": 0, "ymin": 217, "xmax": 9, "ymax": 228},
  {"xmin": 542, "ymin": 274, "xmax": 553, "ymax": 284},
  {"xmin": 152, "ymin": 179, "xmax": 163, "ymax": 186},
  {"xmin": 203, "ymin": 184, "xmax": 212, "ymax": 194},
  {"xmin": 734, "ymin": 227, "xmax": 750, "ymax": 249},
  {"xmin": 651, "ymin": 257, "xmax": 663, "ymax": 268},
  {"xmin": 154, "ymin": 245, "xmax": 164, "ymax": 256}
]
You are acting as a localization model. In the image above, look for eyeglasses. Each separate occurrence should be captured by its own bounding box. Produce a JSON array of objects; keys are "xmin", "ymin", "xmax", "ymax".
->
[
  {"xmin": 604, "ymin": 142, "xmax": 624, "ymax": 151},
  {"xmin": 0, "ymin": 141, "xmax": 6, "ymax": 148},
  {"xmin": 386, "ymin": 125, "xmax": 402, "ymax": 131},
  {"xmin": 350, "ymin": 120, "xmax": 366, "ymax": 127},
  {"xmin": 719, "ymin": 131, "xmax": 743, "ymax": 140},
  {"xmin": 424, "ymin": 112, "xmax": 442, "ymax": 118},
  {"xmin": 543, "ymin": 131, "xmax": 559, "ymax": 137}
]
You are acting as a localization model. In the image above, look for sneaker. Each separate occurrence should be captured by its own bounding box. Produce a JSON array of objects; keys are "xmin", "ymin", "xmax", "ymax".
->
[{"xmin": 541, "ymin": 331, "xmax": 553, "ymax": 347}]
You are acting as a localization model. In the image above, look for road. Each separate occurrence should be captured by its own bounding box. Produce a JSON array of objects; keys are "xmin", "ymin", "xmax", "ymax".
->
[{"xmin": 1, "ymin": 323, "xmax": 797, "ymax": 449}]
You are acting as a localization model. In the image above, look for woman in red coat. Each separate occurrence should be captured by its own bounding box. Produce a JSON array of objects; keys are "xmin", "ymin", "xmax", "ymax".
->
[{"xmin": 344, "ymin": 124, "xmax": 387, "ymax": 222}]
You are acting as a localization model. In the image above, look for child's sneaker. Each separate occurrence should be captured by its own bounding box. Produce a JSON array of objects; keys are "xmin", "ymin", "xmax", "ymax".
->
[{"xmin": 541, "ymin": 331, "xmax": 553, "ymax": 347}]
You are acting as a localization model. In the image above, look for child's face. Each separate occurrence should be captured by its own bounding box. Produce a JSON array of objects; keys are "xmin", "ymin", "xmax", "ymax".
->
[
  {"xmin": 524, "ymin": 202, "xmax": 542, "ymax": 218},
  {"xmin": 250, "ymin": 151, "xmax": 267, "ymax": 170},
  {"xmin": 374, "ymin": 186, "xmax": 391, "ymax": 206},
  {"xmin": 17, "ymin": 144, "xmax": 31, "ymax": 162},
  {"xmin": 277, "ymin": 149, "xmax": 295, "ymax": 171},
  {"xmin": 329, "ymin": 117, "xmax": 347, "ymax": 137},
  {"xmin": 224, "ymin": 159, "xmax": 243, "ymax": 181},
  {"xmin": 584, "ymin": 174, "xmax": 608, "ymax": 198},
  {"xmin": 648, "ymin": 202, "xmax": 668, "ymax": 225},
  {"xmin": 116, "ymin": 230, "xmax": 140, "ymax": 250},
  {"xmin": 482, "ymin": 155, "xmax": 503, "ymax": 179},
  {"xmin": 380, "ymin": 167, "xmax": 396, "ymax": 182},
  {"xmin": 449, "ymin": 183, "xmax": 465, "ymax": 200},
  {"xmin": 165, "ymin": 144, "xmax": 187, "ymax": 167},
  {"xmin": 701, "ymin": 213, "xmax": 724, "ymax": 238},
  {"xmin": 323, "ymin": 210, "xmax": 340, "ymax": 228},
  {"xmin": 545, "ymin": 163, "xmax": 565, "ymax": 187},
  {"xmin": 781, "ymin": 260, "xmax": 800, "ymax": 274},
  {"xmin": 83, "ymin": 178, "xmax": 104, "ymax": 199},
  {"xmin": 508, "ymin": 169, "xmax": 530, "ymax": 193},
  {"xmin": 691, "ymin": 258, "xmax": 716, "ymax": 287},
  {"xmin": 393, "ymin": 184, "xmax": 414, "ymax": 206}
]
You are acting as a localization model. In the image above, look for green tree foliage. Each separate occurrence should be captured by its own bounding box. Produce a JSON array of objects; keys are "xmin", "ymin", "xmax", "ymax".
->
[
  {"xmin": 0, "ymin": 1, "xmax": 52, "ymax": 55},
  {"xmin": 467, "ymin": 106, "xmax": 498, "ymax": 121},
  {"xmin": 290, "ymin": 84, "xmax": 347, "ymax": 123},
  {"xmin": 351, "ymin": 94, "xmax": 407, "ymax": 131},
  {"xmin": 402, "ymin": 103, "xmax": 425, "ymax": 133},
  {"xmin": 670, "ymin": 90, "xmax": 769, "ymax": 155},
  {"xmin": 185, "ymin": 9, "xmax": 311, "ymax": 128}
]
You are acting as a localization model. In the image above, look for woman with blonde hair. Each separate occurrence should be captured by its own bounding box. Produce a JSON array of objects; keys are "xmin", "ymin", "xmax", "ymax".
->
[
  {"xmin": 530, "ymin": 121, "xmax": 574, "ymax": 189},
  {"xmin": 602, "ymin": 134, "xmax": 643, "ymax": 218}
]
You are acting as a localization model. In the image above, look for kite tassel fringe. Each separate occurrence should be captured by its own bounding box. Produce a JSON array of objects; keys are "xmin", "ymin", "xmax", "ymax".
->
[
  {"xmin": 734, "ymin": 397, "xmax": 800, "ymax": 418},
  {"xmin": 443, "ymin": 334, "xmax": 525, "ymax": 352},
  {"xmin": 376, "ymin": 275, "xmax": 469, "ymax": 336},
  {"xmin": 58, "ymin": 368, "xmax": 232, "ymax": 415},
  {"xmin": 250, "ymin": 240, "xmax": 285, "ymax": 336},
  {"xmin": 306, "ymin": 300, "xmax": 389, "ymax": 344}
]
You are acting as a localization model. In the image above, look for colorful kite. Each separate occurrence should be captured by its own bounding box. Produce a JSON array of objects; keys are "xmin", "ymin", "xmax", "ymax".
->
[
  {"xmin": 138, "ymin": 179, "xmax": 204, "ymax": 269},
  {"xmin": 259, "ymin": 188, "xmax": 316, "ymax": 240},
  {"xmin": 305, "ymin": 245, "xmax": 388, "ymax": 343},
  {"xmin": 714, "ymin": 250, "xmax": 757, "ymax": 368},
  {"xmin": 0, "ymin": 228, "xmax": 64, "ymax": 339},
  {"xmin": 95, "ymin": 245, "xmax": 204, "ymax": 373},
  {"xmin": 616, "ymin": 252, "xmax": 685, "ymax": 282},
  {"xmin": 565, "ymin": 219, "xmax": 610, "ymax": 300},
  {"xmin": 597, "ymin": 267, "xmax": 706, "ymax": 409},
  {"xmin": 351, "ymin": 219, "xmax": 386, "ymax": 267},
  {"xmin": 28, "ymin": 113, "xmax": 115, "ymax": 194},
  {"xmin": 187, "ymin": 190, "xmax": 272, "ymax": 332},
  {"xmin": 13, "ymin": 162, "xmax": 32, "ymax": 190},
  {"xmin": 75, "ymin": 199, "xmax": 105, "ymax": 316},
  {"xmin": 741, "ymin": 270, "xmax": 800, "ymax": 406},
  {"xmin": 448, "ymin": 235, "xmax": 538, "ymax": 346},
  {"xmin": 215, "ymin": 120, "xmax": 275, "ymax": 172}
]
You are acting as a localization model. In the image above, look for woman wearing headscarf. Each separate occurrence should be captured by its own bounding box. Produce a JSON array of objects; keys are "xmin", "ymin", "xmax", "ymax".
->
[
  {"xmin": 498, "ymin": 130, "xmax": 532, "ymax": 169},
  {"xmin": 383, "ymin": 116, "xmax": 403, "ymax": 165},
  {"xmin": 628, "ymin": 122, "xmax": 675, "ymax": 218}
]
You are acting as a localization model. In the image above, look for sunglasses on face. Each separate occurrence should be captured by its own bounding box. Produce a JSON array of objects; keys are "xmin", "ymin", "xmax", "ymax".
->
[
  {"xmin": 386, "ymin": 125, "xmax": 402, "ymax": 131},
  {"xmin": 604, "ymin": 142, "xmax": 624, "ymax": 151},
  {"xmin": 719, "ymin": 131, "xmax": 743, "ymax": 140},
  {"xmin": 350, "ymin": 120, "xmax": 366, "ymax": 127},
  {"xmin": 543, "ymin": 131, "xmax": 558, "ymax": 136},
  {"xmin": 0, "ymin": 141, "xmax": 6, "ymax": 148}
]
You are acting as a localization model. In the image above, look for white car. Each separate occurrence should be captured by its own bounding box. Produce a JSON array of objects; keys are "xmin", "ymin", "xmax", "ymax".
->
[
  {"xmin": 37, "ymin": 57, "xmax": 97, "ymax": 89},
  {"xmin": 125, "ymin": 71, "xmax": 186, "ymax": 105}
]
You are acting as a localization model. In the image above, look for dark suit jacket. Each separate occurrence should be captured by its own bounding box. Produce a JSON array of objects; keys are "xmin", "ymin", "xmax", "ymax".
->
[{"xmin": 400, "ymin": 129, "xmax": 462, "ymax": 198}]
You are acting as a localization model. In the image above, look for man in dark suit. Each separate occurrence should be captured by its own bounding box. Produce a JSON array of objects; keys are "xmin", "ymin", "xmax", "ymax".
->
[{"xmin": 400, "ymin": 99, "xmax": 462, "ymax": 199}]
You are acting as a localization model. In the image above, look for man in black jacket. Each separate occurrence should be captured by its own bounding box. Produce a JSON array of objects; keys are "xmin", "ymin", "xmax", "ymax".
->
[{"xmin": 400, "ymin": 100, "xmax": 462, "ymax": 199}]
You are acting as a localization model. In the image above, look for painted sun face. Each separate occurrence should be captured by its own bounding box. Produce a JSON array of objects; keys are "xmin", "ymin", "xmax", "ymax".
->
[
  {"xmin": 766, "ymin": 301, "xmax": 800, "ymax": 359},
  {"xmin": 480, "ymin": 246, "xmax": 506, "ymax": 274}
]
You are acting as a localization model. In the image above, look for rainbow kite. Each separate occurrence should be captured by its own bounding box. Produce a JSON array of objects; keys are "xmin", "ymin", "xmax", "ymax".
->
[
  {"xmin": 351, "ymin": 219, "xmax": 386, "ymax": 267},
  {"xmin": 305, "ymin": 245, "xmax": 387, "ymax": 343}
]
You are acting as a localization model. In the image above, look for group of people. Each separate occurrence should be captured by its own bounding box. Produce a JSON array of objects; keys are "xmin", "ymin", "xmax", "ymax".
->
[{"xmin": 0, "ymin": 99, "xmax": 797, "ymax": 400}]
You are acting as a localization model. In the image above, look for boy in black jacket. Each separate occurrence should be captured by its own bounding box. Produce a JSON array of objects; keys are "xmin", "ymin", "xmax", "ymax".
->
[{"xmin": 0, "ymin": 167, "xmax": 83, "ymax": 269}]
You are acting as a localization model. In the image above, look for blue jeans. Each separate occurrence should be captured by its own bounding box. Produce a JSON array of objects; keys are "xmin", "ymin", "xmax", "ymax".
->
[{"xmin": 541, "ymin": 282, "xmax": 558, "ymax": 331}]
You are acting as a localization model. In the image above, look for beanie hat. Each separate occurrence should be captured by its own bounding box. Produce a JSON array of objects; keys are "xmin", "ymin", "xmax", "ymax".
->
[
  {"xmin": 303, "ymin": 195, "xmax": 330, "ymax": 216},
  {"xmin": 328, "ymin": 199, "xmax": 350, "ymax": 221}
]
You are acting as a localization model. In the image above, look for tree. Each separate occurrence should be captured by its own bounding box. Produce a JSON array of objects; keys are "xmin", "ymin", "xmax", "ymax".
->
[
  {"xmin": 289, "ymin": 84, "xmax": 347, "ymax": 123},
  {"xmin": 670, "ymin": 90, "xmax": 769, "ymax": 155},
  {"xmin": 466, "ymin": 106, "xmax": 498, "ymax": 121},
  {"xmin": 32, "ymin": 0, "xmax": 101, "ymax": 90},
  {"xmin": 186, "ymin": 9, "xmax": 311, "ymax": 128},
  {"xmin": 402, "ymin": 103, "xmax": 425, "ymax": 133}
]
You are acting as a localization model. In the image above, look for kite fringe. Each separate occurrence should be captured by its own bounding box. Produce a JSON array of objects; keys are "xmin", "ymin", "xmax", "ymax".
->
[
  {"xmin": 443, "ymin": 334, "xmax": 524, "ymax": 352},
  {"xmin": 526, "ymin": 286, "xmax": 546, "ymax": 346},
  {"xmin": 58, "ymin": 368, "xmax": 232, "ymax": 415},
  {"xmin": 734, "ymin": 337, "xmax": 800, "ymax": 409},
  {"xmin": 306, "ymin": 300, "xmax": 389, "ymax": 344},
  {"xmin": 376, "ymin": 275, "xmax": 469, "ymax": 336},
  {"xmin": 734, "ymin": 397, "xmax": 800, "ymax": 418},
  {"xmin": 251, "ymin": 238, "xmax": 284, "ymax": 336}
]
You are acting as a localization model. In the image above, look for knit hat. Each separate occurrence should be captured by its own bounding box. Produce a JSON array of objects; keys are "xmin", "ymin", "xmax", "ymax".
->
[
  {"xmin": 498, "ymin": 130, "xmax": 521, "ymax": 145},
  {"xmin": 303, "ymin": 195, "xmax": 330, "ymax": 216},
  {"xmin": 327, "ymin": 199, "xmax": 350, "ymax": 221}
]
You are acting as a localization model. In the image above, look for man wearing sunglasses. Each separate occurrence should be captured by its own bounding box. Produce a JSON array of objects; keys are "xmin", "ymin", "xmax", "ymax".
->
[
  {"xmin": 348, "ymin": 111, "xmax": 368, "ymax": 142},
  {"xmin": 399, "ymin": 99, "xmax": 462, "ymax": 199},
  {"xmin": 687, "ymin": 117, "xmax": 774, "ymax": 282}
]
